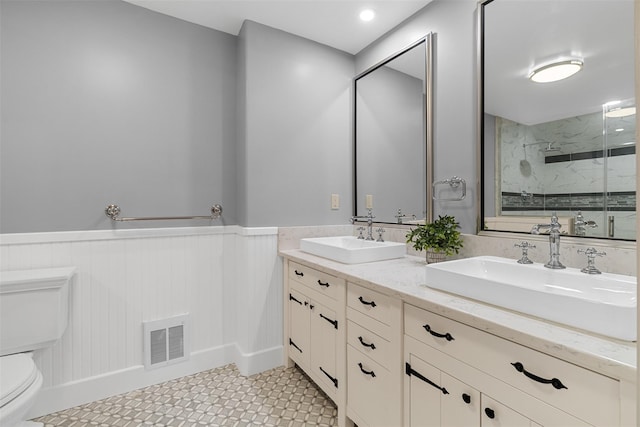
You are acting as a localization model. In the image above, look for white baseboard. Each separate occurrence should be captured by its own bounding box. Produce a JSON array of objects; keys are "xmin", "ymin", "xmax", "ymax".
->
[
  {"xmin": 234, "ymin": 344, "xmax": 284, "ymax": 377},
  {"xmin": 29, "ymin": 343, "xmax": 284, "ymax": 419},
  {"xmin": 29, "ymin": 343, "xmax": 236, "ymax": 419}
]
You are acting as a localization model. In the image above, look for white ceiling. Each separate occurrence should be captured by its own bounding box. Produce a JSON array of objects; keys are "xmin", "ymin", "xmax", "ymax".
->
[
  {"xmin": 484, "ymin": 0, "xmax": 635, "ymax": 125},
  {"xmin": 123, "ymin": 0, "xmax": 433, "ymax": 55}
]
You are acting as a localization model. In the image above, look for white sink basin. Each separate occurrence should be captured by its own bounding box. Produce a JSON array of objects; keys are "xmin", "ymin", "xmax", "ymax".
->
[
  {"xmin": 425, "ymin": 256, "xmax": 637, "ymax": 341},
  {"xmin": 300, "ymin": 236, "xmax": 406, "ymax": 264}
]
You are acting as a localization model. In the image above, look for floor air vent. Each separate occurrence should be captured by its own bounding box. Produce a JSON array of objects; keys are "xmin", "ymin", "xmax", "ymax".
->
[{"xmin": 143, "ymin": 313, "xmax": 190, "ymax": 370}]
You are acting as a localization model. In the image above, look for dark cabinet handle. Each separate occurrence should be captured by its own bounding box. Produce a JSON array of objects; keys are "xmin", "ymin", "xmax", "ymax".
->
[
  {"xmin": 289, "ymin": 294, "xmax": 303, "ymax": 305},
  {"xmin": 484, "ymin": 408, "xmax": 495, "ymax": 419},
  {"xmin": 294, "ymin": 270, "xmax": 304, "ymax": 277},
  {"xmin": 317, "ymin": 280, "xmax": 330, "ymax": 288},
  {"xmin": 319, "ymin": 366, "xmax": 338, "ymax": 388},
  {"xmin": 319, "ymin": 313, "xmax": 338, "ymax": 329},
  {"xmin": 358, "ymin": 296, "xmax": 377, "ymax": 307},
  {"xmin": 358, "ymin": 362, "xmax": 376, "ymax": 378},
  {"xmin": 511, "ymin": 362, "xmax": 567, "ymax": 390},
  {"xmin": 462, "ymin": 393, "xmax": 471, "ymax": 404},
  {"xmin": 357, "ymin": 336, "xmax": 376, "ymax": 350},
  {"xmin": 423, "ymin": 324, "xmax": 455, "ymax": 341},
  {"xmin": 289, "ymin": 338, "xmax": 302, "ymax": 353},
  {"xmin": 405, "ymin": 363, "xmax": 449, "ymax": 395}
]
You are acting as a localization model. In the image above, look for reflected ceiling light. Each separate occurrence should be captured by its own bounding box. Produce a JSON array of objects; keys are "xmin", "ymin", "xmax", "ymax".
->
[
  {"xmin": 359, "ymin": 9, "xmax": 375, "ymax": 22},
  {"xmin": 615, "ymin": 128, "xmax": 625, "ymax": 132},
  {"xmin": 528, "ymin": 59, "xmax": 583, "ymax": 83},
  {"xmin": 605, "ymin": 107, "xmax": 636, "ymax": 118}
]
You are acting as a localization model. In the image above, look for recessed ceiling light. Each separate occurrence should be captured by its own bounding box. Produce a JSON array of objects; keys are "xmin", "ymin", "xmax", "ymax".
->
[
  {"xmin": 528, "ymin": 59, "xmax": 583, "ymax": 83},
  {"xmin": 359, "ymin": 9, "xmax": 375, "ymax": 22},
  {"xmin": 605, "ymin": 107, "xmax": 636, "ymax": 118},
  {"xmin": 615, "ymin": 128, "xmax": 625, "ymax": 132}
]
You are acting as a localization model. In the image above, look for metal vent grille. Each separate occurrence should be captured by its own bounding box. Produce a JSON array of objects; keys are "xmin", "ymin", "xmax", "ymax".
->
[{"xmin": 143, "ymin": 314, "xmax": 190, "ymax": 370}]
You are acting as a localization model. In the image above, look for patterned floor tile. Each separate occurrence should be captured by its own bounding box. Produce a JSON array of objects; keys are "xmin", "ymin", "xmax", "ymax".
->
[{"xmin": 35, "ymin": 365, "xmax": 338, "ymax": 426}]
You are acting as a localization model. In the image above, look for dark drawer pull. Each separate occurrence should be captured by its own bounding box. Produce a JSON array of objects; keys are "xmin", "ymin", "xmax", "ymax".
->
[
  {"xmin": 423, "ymin": 324, "xmax": 454, "ymax": 341},
  {"xmin": 358, "ymin": 362, "xmax": 376, "ymax": 378},
  {"xmin": 462, "ymin": 393, "xmax": 471, "ymax": 404},
  {"xmin": 289, "ymin": 294, "xmax": 303, "ymax": 305},
  {"xmin": 358, "ymin": 296, "xmax": 377, "ymax": 307},
  {"xmin": 294, "ymin": 270, "xmax": 304, "ymax": 277},
  {"xmin": 319, "ymin": 313, "xmax": 338, "ymax": 329},
  {"xmin": 511, "ymin": 362, "xmax": 567, "ymax": 390},
  {"xmin": 319, "ymin": 366, "xmax": 338, "ymax": 388},
  {"xmin": 317, "ymin": 280, "xmax": 330, "ymax": 288},
  {"xmin": 358, "ymin": 336, "xmax": 376, "ymax": 350},
  {"xmin": 289, "ymin": 338, "xmax": 302, "ymax": 353},
  {"xmin": 484, "ymin": 408, "xmax": 495, "ymax": 419},
  {"xmin": 405, "ymin": 362, "xmax": 449, "ymax": 395}
]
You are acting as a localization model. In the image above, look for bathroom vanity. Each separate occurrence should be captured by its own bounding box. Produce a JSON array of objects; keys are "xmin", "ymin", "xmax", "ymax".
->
[{"xmin": 280, "ymin": 249, "xmax": 636, "ymax": 427}]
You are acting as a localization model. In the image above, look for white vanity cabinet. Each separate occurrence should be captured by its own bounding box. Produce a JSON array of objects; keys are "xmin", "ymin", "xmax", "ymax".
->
[
  {"xmin": 346, "ymin": 282, "xmax": 402, "ymax": 427},
  {"xmin": 404, "ymin": 303, "xmax": 620, "ymax": 427},
  {"xmin": 284, "ymin": 261, "xmax": 347, "ymax": 424}
]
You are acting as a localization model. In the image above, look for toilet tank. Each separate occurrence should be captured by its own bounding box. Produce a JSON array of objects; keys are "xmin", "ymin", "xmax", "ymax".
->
[{"xmin": 0, "ymin": 267, "xmax": 75, "ymax": 356}]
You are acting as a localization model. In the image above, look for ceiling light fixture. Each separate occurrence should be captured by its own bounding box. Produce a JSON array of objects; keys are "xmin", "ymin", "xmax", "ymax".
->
[
  {"xmin": 359, "ymin": 9, "xmax": 375, "ymax": 22},
  {"xmin": 605, "ymin": 107, "xmax": 636, "ymax": 118},
  {"xmin": 528, "ymin": 59, "xmax": 583, "ymax": 83}
]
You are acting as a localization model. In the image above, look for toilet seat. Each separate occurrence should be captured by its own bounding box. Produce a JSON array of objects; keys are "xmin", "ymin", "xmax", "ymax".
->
[{"xmin": 0, "ymin": 354, "xmax": 39, "ymax": 408}]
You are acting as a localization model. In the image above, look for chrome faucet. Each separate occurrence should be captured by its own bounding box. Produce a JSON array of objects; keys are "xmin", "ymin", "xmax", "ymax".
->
[
  {"xmin": 394, "ymin": 209, "xmax": 416, "ymax": 224},
  {"xmin": 531, "ymin": 212, "xmax": 565, "ymax": 269},
  {"xmin": 351, "ymin": 208, "xmax": 375, "ymax": 241},
  {"xmin": 574, "ymin": 210, "xmax": 597, "ymax": 236}
]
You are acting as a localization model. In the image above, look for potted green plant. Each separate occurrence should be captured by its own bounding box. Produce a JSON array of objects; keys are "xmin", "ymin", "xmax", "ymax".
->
[{"xmin": 406, "ymin": 215, "xmax": 463, "ymax": 263}]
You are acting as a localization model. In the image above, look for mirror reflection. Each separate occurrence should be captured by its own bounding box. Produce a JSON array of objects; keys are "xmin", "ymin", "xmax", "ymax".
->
[
  {"xmin": 481, "ymin": 0, "xmax": 636, "ymax": 240},
  {"xmin": 355, "ymin": 37, "xmax": 431, "ymax": 224}
]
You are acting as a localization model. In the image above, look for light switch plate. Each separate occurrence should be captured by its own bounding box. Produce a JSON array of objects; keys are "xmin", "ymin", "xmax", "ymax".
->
[{"xmin": 331, "ymin": 194, "xmax": 339, "ymax": 210}]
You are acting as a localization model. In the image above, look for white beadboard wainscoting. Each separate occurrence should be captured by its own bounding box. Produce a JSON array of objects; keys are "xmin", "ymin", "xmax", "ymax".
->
[{"xmin": 0, "ymin": 226, "xmax": 283, "ymax": 418}]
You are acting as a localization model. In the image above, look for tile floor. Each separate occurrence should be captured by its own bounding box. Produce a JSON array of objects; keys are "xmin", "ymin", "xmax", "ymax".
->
[{"xmin": 35, "ymin": 364, "xmax": 338, "ymax": 427}]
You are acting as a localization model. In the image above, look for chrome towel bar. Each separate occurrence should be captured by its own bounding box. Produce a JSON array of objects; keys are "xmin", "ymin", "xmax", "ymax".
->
[
  {"xmin": 105, "ymin": 204, "xmax": 222, "ymax": 222},
  {"xmin": 432, "ymin": 176, "xmax": 466, "ymax": 201}
]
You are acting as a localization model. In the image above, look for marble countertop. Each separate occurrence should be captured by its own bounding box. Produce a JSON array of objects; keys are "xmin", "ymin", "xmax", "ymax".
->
[{"xmin": 280, "ymin": 249, "xmax": 637, "ymax": 383}]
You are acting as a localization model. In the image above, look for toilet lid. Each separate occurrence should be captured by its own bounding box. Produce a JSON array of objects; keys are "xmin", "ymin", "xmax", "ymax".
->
[{"xmin": 0, "ymin": 353, "xmax": 39, "ymax": 408}]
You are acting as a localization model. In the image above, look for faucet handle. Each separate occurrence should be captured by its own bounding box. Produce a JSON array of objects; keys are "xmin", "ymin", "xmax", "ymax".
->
[
  {"xmin": 514, "ymin": 241, "xmax": 535, "ymax": 264},
  {"xmin": 356, "ymin": 226, "xmax": 365, "ymax": 240},
  {"xmin": 376, "ymin": 227, "xmax": 385, "ymax": 242},
  {"xmin": 577, "ymin": 247, "xmax": 606, "ymax": 274}
]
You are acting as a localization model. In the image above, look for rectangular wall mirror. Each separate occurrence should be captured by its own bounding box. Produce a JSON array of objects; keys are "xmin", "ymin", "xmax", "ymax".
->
[
  {"xmin": 354, "ymin": 34, "xmax": 434, "ymax": 225},
  {"xmin": 479, "ymin": 0, "xmax": 636, "ymax": 240}
]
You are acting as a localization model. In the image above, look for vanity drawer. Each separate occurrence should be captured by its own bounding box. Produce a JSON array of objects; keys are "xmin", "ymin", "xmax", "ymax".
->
[
  {"xmin": 347, "ymin": 320, "xmax": 391, "ymax": 369},
  {"xmin": 404, "ymin": 304, "xmax": 619, "ymax": 426},
  {"xmin": 347, "ymin": 344, "xmax": 397, "ymax": 427},
  {"xmin": 347, "ymin": 282, "xmax": 394, "ymax": 327},
  {"xmin": 289, "ymin": 262, "xmax": 342, "ymax": 300}
]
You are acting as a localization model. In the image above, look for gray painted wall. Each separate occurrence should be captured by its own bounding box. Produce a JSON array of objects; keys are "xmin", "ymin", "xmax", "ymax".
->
[
  {"xmin": 237, "ymin": 21, "xmax": 354, "ymax": 227},
  {"xmin": 355, "ymin": 0, "xmax": 479, "ymax": 234},
  {"xmin": 2, "ymin": 0, "xmax": 478, "ymax": 233},
  {"xmin": 1, "ymin": 0, "xmax": 237, "ymax": 232}
]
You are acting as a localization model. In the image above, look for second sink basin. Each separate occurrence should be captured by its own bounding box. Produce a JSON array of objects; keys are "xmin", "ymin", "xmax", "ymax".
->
[
  {"xmin": 425, "ymin": 256, "xmax": 637, "ymax": 341},
  {"xmin": 300, "ymin": 236, "xmax": 406, "ymax": 264}
]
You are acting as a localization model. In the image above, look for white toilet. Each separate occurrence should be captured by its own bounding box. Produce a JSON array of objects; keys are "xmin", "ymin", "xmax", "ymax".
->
[{"xmin": 0, "ymin": 267, "xmax": 75, "ymax": 427}]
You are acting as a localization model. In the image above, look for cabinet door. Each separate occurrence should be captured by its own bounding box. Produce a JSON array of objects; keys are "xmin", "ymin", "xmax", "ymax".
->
[
  {"xmin": 406, "ymin": 353, "xmax": 443, "ymax": 427},
  {"xmin": 441, "ymin": 373, "xmax": 480, "ymax": 427},
  {"xmin": 288, "ymin": 287, "xmax": 310, "ymax": 367},
  {"xmin": 406, "ymin": 354, "xmax": 481, "ymax": 427},
  {"xmin": 311, "ymin": 300, "xmax": 339, "ymax": 390},
  {"xmin": 481, "ymin": 395, "xmax": 531, "ymax": 427}
]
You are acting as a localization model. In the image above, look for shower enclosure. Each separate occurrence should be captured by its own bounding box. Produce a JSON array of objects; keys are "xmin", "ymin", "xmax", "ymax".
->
[{"xmin": 491, "ymin": 98, "xmax": 636, "ymax": 240}]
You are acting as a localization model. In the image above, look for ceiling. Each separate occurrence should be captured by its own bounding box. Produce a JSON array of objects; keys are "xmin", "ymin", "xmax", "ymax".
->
[
  {"xmin": 484, "ymin": 0, "xmax": 635, "ymax": 126},
  {"xmin": 123, "ymin": 0, "xmax": 433, "ymax": 55}
]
